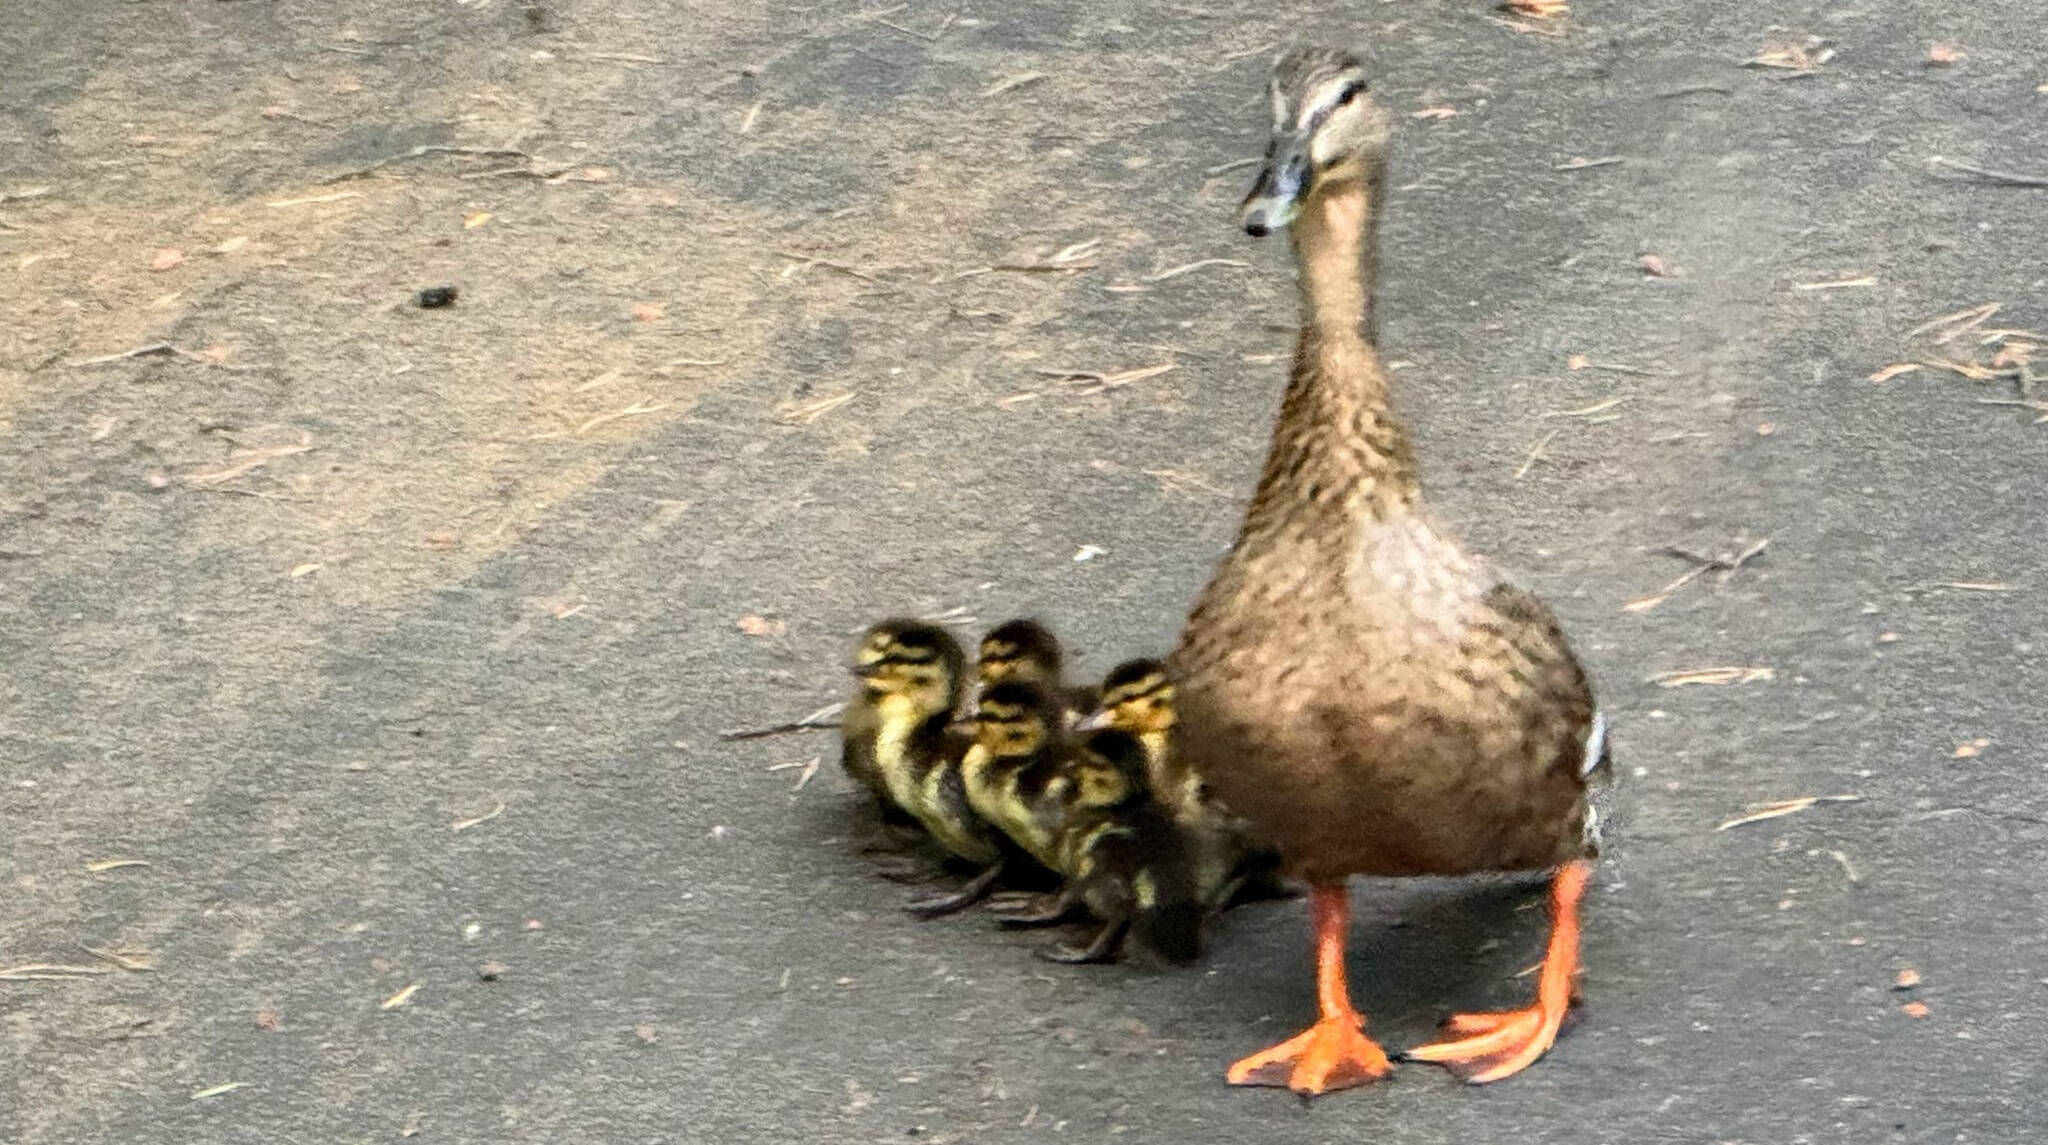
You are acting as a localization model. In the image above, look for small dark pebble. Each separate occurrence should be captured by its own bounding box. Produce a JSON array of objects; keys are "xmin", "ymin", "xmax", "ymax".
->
[{"xmin": 418, "ymin": 286, "xmax": 460, "ymax": 309}]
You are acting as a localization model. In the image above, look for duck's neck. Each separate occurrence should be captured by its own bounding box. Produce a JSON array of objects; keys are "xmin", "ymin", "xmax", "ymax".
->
[
  {"xmin": 1290, "ymin": 168, "xmax": 1381, "ymax": 348},
  {"xmin": 1264, "ymin": 154, "xmax": 1417, "ymax": 518}
]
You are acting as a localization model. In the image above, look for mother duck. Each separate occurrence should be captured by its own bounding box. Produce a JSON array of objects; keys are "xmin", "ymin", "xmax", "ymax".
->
[{"xmin": 1170, "ymin": 47, "xmax": 1610, "ymax": 1094}]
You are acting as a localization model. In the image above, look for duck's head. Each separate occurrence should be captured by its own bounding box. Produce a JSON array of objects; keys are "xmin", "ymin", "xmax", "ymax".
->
[
  {"xmin": 852, "ymin": 620, "xmax": 966, "ymax": 717},
  {"xmin": 973, "ymin": 681, "xmax": 1060, "ymax": 759},
  {"xmin": 1077, "ymin": 658, "xmax": 1175, "ymax": 735},
  {"xmin": 1240, "ymin": 46, "xmax": 1388, "ymax": 237},
  {"xmin": 977, "ymin": 619, "xmax": 1065, "ymax": 690}
]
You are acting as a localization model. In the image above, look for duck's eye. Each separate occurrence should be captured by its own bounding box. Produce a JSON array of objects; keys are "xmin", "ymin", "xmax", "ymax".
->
[{"xmin": 1335, "ymin": 80, "xmax": 1365, "ymax": 106}]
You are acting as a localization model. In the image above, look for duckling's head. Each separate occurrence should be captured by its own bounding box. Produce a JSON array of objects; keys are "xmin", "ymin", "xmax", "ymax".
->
[
  {"xmin": 1072, "ymin": 728, "xmax": 1149, "ymax": 808},
  {"xmin": 852, "ymin": 619, "xmax": 966, "ymax": 718},
  {"xmin": 1090, "ymin": 658, "xmax": 1175, "ymax": 736},
  {"xmin": 973, "ymin": 680, "xmax": 1061, "ymax": 758},
  {"xmin": 977, "ymin": 619, "xmax": 1065, "ymax": 690},
  {"xmin": 1240, "ymin": 46, "xmax": 1388, "ymax": 237}
]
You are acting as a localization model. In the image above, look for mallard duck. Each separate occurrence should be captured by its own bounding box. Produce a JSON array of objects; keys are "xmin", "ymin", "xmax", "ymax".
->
[
  {"xmin": 977, "ymin": 618, "xmax": 1098, "ymax": 719},
  {"xmin": 841, "ymin": 620, "xmax": 1012, "ymax": 917},
  {"xmin": 1169, "ymin": 47, "xmax": 1611, "ymax": 1094}
]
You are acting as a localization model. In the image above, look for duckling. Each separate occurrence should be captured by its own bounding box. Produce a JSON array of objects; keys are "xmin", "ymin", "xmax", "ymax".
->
[
  {"xmin": 1080, "ymin": 658, "xmax": 1273, "ymax": 912},
  {"xmin": 1169, "ymin": 48, "xmax": 1611, "ymax": 1094},
  {"xmin": 1079, "ymin": 659, "xmax": 1184, "ymax": 808},
  {"xmin": 963, "ymin": 682, "xmax": 1204, "ymax": 964},
  {"xmin": 841, "ymin": 620, "xmax": 1011, "ymax": 917},
  {"xmin": 1038, "ymin": 728, "xmax": 1204, "ymax": 965},
  {"xmin": 959, "ymin": 680, "xmax": 1073, "ymax": 874},
  {"xmin": 843, "ymin": 621, "xmax": 959, "ymax": 846},
  {"xmin": 977, "ymin": 618, "xmax": 1098, "ymax": 720}
]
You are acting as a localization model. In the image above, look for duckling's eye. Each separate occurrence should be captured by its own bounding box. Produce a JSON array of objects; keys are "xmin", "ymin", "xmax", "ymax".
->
[{"xmin": 1334, "ymin": 80, "xmax": 1365, "ymax": 107}]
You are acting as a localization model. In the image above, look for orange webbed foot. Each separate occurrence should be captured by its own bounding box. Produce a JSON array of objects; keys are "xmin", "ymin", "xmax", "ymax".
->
[
  {"xmin": 1402, "ymin": 1001, "xmax": 1570, "ymax": 1084},
  {"xmin": 1227, "ymin": 1013, "xmax": 1392, "ymax": 1095},
  {"xmin": 1406, "ymin": 860, "xmax": 1591, "ymax": 1084}
]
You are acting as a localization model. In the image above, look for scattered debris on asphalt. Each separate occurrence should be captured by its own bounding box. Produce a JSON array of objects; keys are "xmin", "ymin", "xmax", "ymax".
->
[
  {"xmin": 450, "ymin": 799, "xmax": 507, "ymax": 831},
  {"xmin": 1744, "ymin": 37, "xmax": 1833, "ymax": 73},
  {"xmin": 719, "ymin": 701, "xmax": 847, "ymax": 741},
  {"xmin": 1886, "ymin": 300, "xmax": 2043, "ymax": 423},
  {"xmin": 1715, "ymin": 794, "xmax": 1864, "ymax": 832},
  {"xmin": 1651, "ymin": 666, "xmax": 1775, "ymax": 687},
  {"xmin": 1627, "ymin": 538, "xmax": 1770, "ymax": 611},
  {"xmin": 190, "ymin": 1082, "xmax": 248, "ymax": 1100}
]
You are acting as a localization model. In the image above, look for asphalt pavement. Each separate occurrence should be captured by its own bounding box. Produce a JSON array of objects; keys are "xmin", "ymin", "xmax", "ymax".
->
[{"xmin": 2, "ymin": 2, "xmax": 2044, "ymax": 1142}]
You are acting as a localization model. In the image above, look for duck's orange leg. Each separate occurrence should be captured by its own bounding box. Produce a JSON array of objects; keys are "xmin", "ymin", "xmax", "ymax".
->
[
  {"xmin": 1226, "ymin": 883, "xmax": 1392, "ymax": 1094},
  {"xmin": 1404, "ymin": 860, "xmax": 1591, "ymax": 1084}
]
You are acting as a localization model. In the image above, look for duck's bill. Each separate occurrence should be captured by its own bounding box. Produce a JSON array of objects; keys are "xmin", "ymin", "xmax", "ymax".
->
[{"xmin": 1240, "ymin": 138, "xmax": 1309, "ymax": 237}]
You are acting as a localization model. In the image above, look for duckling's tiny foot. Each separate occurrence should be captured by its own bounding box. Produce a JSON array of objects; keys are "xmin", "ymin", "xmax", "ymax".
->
[
  {"xmin": 1035, "ymin": 940, "xmax": 1113, "ymax": 964},
  {"xmin": 872, "ymin": 857, "xmax": 933, "ymax": 884},
  {"xmin": 989, "ymin": 890, "xmax": 1078, "ymax": 927},
  {"xmin": 903, "ymin": 887, "xmax": 980, "ymax": 918},
  {"xmin": 902, "ymin": 862, "xmax": 1003, "ymax": 919},
  {"xmin": 1226, "ymin": 1014, "xmax": 1392, "ymax": 1094},
  {"xmin": 1036, "ymin": 917, "xmax": 1129, "ymax": 963},
  {"xmin": 1401, "ymin": 1003, "xmax": 1567, "ymax": 1084}
]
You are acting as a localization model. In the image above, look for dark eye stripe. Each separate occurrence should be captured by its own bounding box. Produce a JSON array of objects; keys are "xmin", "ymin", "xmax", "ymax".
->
[
  {"xmin": 1301, "ymin": 76, "xmax": 1367, "ymax": 132},
  {"xmin": 1113, "ymin": 679, "xmax": 1168, "ymax": 703}
]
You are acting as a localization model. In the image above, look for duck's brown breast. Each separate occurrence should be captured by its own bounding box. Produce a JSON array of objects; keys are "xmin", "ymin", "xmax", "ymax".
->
[{"xmin": 1171, "ymin": 525, "xmax": 1596, "ymax": 881}]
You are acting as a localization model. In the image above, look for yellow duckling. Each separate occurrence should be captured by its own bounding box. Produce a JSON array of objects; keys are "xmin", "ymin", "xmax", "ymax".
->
[{"xmin": 841, "ymin": 619, "xmax": 1010, "ymax": 917}]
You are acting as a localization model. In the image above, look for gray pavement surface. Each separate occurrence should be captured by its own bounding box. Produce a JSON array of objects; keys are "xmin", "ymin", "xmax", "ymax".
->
[{"xmin": 3, "ymin": 2, "xmax": 2045, "ymax": 1142}]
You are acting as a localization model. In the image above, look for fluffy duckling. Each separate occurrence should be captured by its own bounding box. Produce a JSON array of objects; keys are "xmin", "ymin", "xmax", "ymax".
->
[
  {"xmin": 977, "ymin": 619, "xmax": 1099, "ymax": 719},
  {"xmin": 843, "ymin": 620, "xmax": 960, "ymax": 844},
  {"xmin": 1080, "ymin": 659, "xmax": 1184, "ymax": 807},
  {"xmin": 841, "ymin": 619, "xmax": 1011, "ymax": 917},
  {"xmin": 1039, "ymin": 729, "xmax": 1204, "ymax": 964},
  {"xmin": 1081, "ymin": 658, "xmax": 1288, "ymax": 916},
  {"xmin": 960, "ymin": 680, "xmax": 1073, "ymax": 874},
  {"xmin": 965, "ymin": 682, "xmax": 1203, "ymax": 964}
]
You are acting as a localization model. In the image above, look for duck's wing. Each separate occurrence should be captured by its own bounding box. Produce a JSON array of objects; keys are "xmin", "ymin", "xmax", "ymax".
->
[{"xmin": 1477, "ymin": 582, "xmax": 1608, "ymax": 784}]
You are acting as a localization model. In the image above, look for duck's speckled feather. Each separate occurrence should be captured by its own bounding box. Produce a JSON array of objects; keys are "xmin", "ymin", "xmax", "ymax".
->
[{"xmin": 1169, "ymin": 190, "xmax": 1602, "ymax": 884}]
